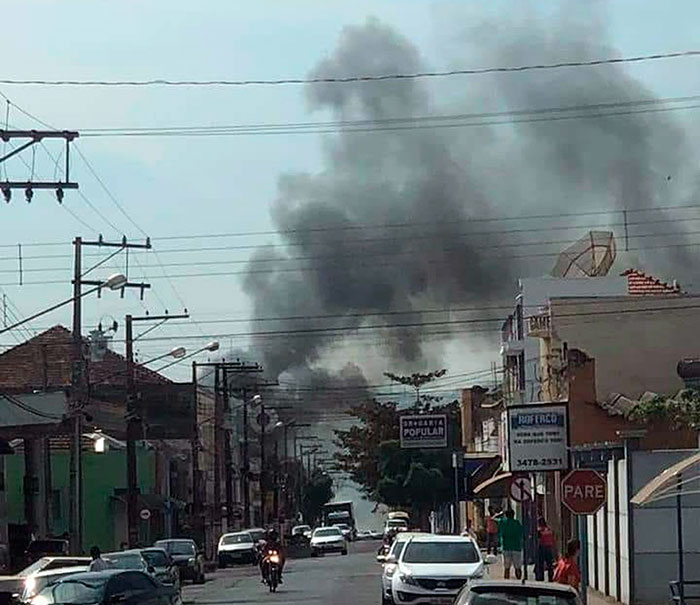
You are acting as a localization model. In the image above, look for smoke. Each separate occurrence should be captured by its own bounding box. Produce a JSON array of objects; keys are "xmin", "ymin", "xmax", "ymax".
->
[{"xmin": 243, "ymin": 8, "xmax": 698, "ymax": 393}]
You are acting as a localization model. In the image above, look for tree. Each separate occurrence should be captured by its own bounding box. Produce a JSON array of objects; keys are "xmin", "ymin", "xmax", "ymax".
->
[
  {"xmin": 627, "ymin": 388, "xmax": 700, "ymax": 429},
  {"xmin": 334, "ymin": 369, "xmax": 460, "ymax": 526},
  {"xmin": 301, "ymin": 470, "xmax": 334, "ymax": 524}
]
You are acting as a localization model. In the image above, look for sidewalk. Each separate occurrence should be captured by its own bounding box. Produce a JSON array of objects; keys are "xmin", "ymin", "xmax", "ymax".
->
[{"xmin": 486, "ymin": 557, "xmax": 624, "ymax": 605}]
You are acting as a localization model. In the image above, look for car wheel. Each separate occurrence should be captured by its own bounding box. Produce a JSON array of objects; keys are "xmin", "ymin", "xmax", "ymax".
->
[
  {"xmin": 382, "ymin": 591, "xmax": 393, "ymax": 605},
  {"xmin": 310, "ymin": 550, "xmax": 317, "ymax": 558},
  {"xmin": 342, "ymin": 548, "xmax": 348, "ymax": 556},
  {"xmin": 218, "ymin": 557, "xmax": 226, "ymax": 569}
]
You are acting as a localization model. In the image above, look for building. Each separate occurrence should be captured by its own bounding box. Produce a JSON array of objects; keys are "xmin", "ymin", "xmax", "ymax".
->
[{"xmin": 501, "ymin": 275, "xmax": 628, "ymax": 404}]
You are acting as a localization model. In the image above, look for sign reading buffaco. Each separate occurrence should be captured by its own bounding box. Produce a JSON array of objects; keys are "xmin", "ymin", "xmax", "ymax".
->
[{"xmin": 399, "ymin": 414, "xmax": 448, "ymax": 449}]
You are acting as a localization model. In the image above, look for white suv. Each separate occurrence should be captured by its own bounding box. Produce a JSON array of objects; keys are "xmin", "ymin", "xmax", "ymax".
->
[
  {"xmin": 391, "ymin": 535, "xmax": 485, "ymax": 605},
  {"xmin": 381, "ymin": 532, "xmax": 429, "ymax": 605}
]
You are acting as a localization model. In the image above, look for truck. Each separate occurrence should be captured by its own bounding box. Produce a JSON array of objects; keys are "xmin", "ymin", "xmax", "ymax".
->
[{"xmin": 322, "ymin": 501, "xmax": 356, "ymax": 540}]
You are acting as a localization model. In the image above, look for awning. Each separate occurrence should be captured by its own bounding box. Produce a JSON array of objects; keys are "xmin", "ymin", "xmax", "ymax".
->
[
  {"xmin": 473, "ymin": 471, "xmax": 514, "ymax": 499},
  {"xmin": 631, "ymin": 450, "xmax": 700, "ymax": 506}
]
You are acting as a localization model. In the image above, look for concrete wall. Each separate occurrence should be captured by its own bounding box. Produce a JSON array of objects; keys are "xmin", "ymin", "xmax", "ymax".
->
[
  {"xmin": 515, "ymin": 277, "xmax": 628, "ymax": 402},
  {"xmin": 550, "ymin": 294, "xmax": 700, "ymax": 401},
  {"xmin": 5, "ymin": 447, "xmax": 155, "ymax": 552},
  {"xmin": 631, "ymin": 449, "xmax": 700, "ymax": 605}
]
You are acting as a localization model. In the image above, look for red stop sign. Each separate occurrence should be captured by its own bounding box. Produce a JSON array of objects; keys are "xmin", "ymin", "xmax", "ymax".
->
[{"xmin": 561, "ymin": 470, "xmax": 606, "ymax": 515}]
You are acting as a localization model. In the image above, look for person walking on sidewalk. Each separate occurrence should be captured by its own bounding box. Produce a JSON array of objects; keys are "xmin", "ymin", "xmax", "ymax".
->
[
  {"xmin": 497, "ymin": 510, "xmax": 523, "ymax": 580},
  {"xmin": 535, "ymin": 516, "xmax": 556, "ymax": 582},
  {"xmin": 553, "ymin": 539, "xmax": 581, "ymax": 590},
  {"xmin": 485, "ymin": 507, "xmax": 499, "ymax": 555}
]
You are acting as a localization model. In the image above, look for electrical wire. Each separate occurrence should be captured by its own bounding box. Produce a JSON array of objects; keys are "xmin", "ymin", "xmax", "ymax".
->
[{"xmin": 2, "ymin": 49, "xmax": 698, "ymax": 87}]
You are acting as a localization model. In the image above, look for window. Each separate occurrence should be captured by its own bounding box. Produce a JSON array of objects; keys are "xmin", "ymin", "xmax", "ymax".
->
[
  {"xmin": 314, "ymin": 528, "xmax": 341, "ymax": 537},
  {"xmin": 402, "ymin": 541, "xmax": 480, "ymax": 564},
  {"xmin": 221, "ymin": 533, "xmax": 253, "ymax": 545},
  {"xmin": 141, "ymin": 550, "xmax": 169, "ymax": 567},
  {"xmin": 44, "ymin": 579, "xmax": 106, "ymax": 604},
  {"xmin": 466, "ymin": 589, "xmax": 577, "ymax": 605}
]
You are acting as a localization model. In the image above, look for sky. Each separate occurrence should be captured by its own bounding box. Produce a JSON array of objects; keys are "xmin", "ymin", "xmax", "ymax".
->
[{"xmin": 2, "ymin": 0, "xmax": 700, "ymax": 388}]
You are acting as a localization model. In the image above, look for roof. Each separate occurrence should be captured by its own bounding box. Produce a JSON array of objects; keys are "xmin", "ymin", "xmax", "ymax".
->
[
  {"xmin": 407, "ymin": 534, "xmax": 477, "ymax": 543},
  {"xmin": 622, "ymin": 268, "xmax": 682, "ymax": 296},
  {"xmin": 0, "ymin": 392, "xmax": 65, "ymax": 428},
  {"xmin": 0, "ymin": 325, "xmax": 171, "ymax": 392},
  {"xmin": 32, "ymin": 566, "xmax": 89, "ymax": 578},
  {"xmin": 469, "ymin": 580, "xmax": 578, "ymax": 595}
]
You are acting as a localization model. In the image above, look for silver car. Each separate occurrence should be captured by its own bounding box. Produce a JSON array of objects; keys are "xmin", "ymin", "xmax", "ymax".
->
[{"xmin": 454, "ymin": 580, "xmax": 582, "ymax": 605}]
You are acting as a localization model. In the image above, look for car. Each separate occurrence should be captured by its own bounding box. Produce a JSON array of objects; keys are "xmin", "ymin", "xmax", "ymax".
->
[
  {"xmin": 153, "ymin": 539, "xmax": 205, "ymax": 585},
  {"xmin": 0, "ymin": 557, "xmax": 92, "ymax": 601},
  {"xmin": 384, "ymin": 518, "xmax": 409, "ymax": 538},
  {"xmin": 103, "ymin": 550, "xmax": 150, "ymax": 574},
  {"xmin": 380, "ymin": 532, "xmax": 429, "ymax": 604},
  {"xmin": 309, "ymin": 527, "xmax": 347, "ymax": 557},
  {"xmin": 30, "ymin": 569, "xmax": 180, "ymax": 605},
  {"xmin": 333, "ymin": 523, "xmax": 353, "ymax": 541},
  {"xmin": 454, "ymin": 580, "xmax": 582, "ymax": 605},
  {"xmin": 22, "ymin": 541, "xmax": 69, "ymax": 569},
  {"xmin": 243, "ymin": 528, "xmax": 266, "ymax": 545},
  {"xmin": 390, "ymin": 535, "xmax": 486, "ymax": 605},
  {"xmin": 139, "ymin": 548, "xmax": 180, "ymax": 593},
  {"xmin": 355, "ymin": 529, "xmax": 373, "ymax": 541},
  {"xmin": 217, "ymin": 532, "xmax": 257, "ymax": 567},
  {"xmin": 18, "ymin": 566, "xmax": 88, "ymax": 603}
]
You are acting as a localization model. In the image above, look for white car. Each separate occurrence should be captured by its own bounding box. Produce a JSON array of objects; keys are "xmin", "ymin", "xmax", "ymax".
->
[
  {"xmin": 19, "ymin": 566, "xmax": 88, "ymax": 603},
  {"xmin": 391, "ymin": 535, "xmax": 486, "ymax": 605},
  {"xmin": 310, "ymin": 526, "xmax": 348, "ymax": 557},
  {"xmin": 454, "ymin": 580, "xmax": 581, "ymax": 605},
  {"xmin": 217, "ymin": 531, "xmax": 258, "ymax": 567},
  {"xmin": 333, "ymin": 523, "xmax": 353, "ymax": 541},
  {"xmin": 381, "ymin": 532, "xmax": 429, "ymax": 605}
]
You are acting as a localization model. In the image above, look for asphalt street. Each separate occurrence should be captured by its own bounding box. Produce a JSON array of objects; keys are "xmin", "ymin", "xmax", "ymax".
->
[{"xmin": 182, "ymin": 540, "xmax": 381, "ymax": 605}]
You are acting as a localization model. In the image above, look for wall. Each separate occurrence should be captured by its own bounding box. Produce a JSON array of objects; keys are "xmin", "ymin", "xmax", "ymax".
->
[
  {"xmin": 550, "ymin": 294, "xmax": 700, "ymax": 401},
  {"xmin": 511, "ymin": 277, "xmax": 627, "ymax": 403},
  {"xmin": 630, "ymin": 449, "xmax": 700, "ymax": 605},
  {"xmin": 5, "ymin": 446, "xmax": 155, "ymax": 552}
]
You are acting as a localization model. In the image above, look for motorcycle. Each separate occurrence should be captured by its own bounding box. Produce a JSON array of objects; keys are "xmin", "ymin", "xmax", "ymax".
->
[{"xmin": 261, "ymin": 549, "xmax": 281, "ymax": 593}]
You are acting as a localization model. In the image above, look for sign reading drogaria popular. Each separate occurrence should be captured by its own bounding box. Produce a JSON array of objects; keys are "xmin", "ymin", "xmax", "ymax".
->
[
  {"xmin": 506, "ymin": 403, "xmax": 568, "ymax": 472},
  {"xmin": 400, "ymin": 414, "xmax": 448, "ymax": 449}
]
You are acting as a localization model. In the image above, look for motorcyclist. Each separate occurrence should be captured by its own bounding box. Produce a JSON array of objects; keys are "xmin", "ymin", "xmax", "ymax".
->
[{"xmin": 260, "ymin": 529, "xmax": 285, "ymax": 584}]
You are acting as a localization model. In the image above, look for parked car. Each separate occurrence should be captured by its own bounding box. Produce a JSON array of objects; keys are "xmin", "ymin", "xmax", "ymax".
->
[
  {"xmin": 103, "ymin": 550, "xmax": 150, "ymax": 573},
  {"xmin": 310, "ymin": 527, "xmax": 347, "ymax": 557},
  {"xmin": 454, "ymin": 580, "xmax": 581, "ymax": 605},
  {"xmin": 153, "ymin": 539, "xmax": 205, "ymax": 584},
  {"xmin": 31, "ymin": 569, "xmax": 179, "ymax": 605},
  {"xmin": 243, "ymin": 528, "xmax": 266, "ymax": 545},
  {"xmin": 390, "ymin": 535, "xmax": 485, "ymax": 605},
  {"xmin": 217, "ymin": 532, "xmax": 257, "ymax": 567},
  {"xmin": 290, "ymin": 525, "xmax": 312, "ymax": 545},
  {"xmin": 21, "ymin": 541, "xmax": 69, "ymax": 569},
  {"xmin": 355, "ymin": 529, "xmax": 373, "ymax": 541},
  {"xmin": 18, "ymin": 565, "xmax": 88, "ymax": 603},
  {"xmin": 0, "ymin": 557, "xmax": 91, "ymax": 603},
  {"xmin": 139, "ymin": 548, "xmax": 180, "ymax": 593}
]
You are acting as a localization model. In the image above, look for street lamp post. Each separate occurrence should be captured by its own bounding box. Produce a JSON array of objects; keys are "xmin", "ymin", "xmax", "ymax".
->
[{"xmin": 124, "ymin": 312, "xmax": 189, "ymax": 548}]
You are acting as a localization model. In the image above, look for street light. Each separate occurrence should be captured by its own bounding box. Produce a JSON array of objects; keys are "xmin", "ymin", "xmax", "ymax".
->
[
  {"xmin": 153, "ymin": 341, "xmax": 220, "ymax": 373},
  {"xmin": 0, "ymin": 272, "xmax": 127, "ymax": 336}
]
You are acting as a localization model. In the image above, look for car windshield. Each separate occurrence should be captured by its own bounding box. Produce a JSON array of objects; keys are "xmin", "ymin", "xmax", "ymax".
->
[
  {"xmin": 334, "ymin": 524, "xmax": 350, "ymax": 530},
  {"xmin": 467, "ymin": 589, "xmax": 578, "ymax": 605},
  {"xmin": 221, "ymin": 534, "xmax": 252, "ymax": 545},
  {"xmin": 387, "ymin": 519, "xmax": 407, "ymax": 527},
  {"xmin": 247, "ymin": 530, "xmax": 265, "ymax": 542},
  {"xmin": 106, "ymin": 554, "xmax": 143, "ymax": 569},
  {"xmin": 38, "ymin": 579, "xmax": 106, "ymax": 605},
  {"xmin": 314, "ymin": 528, "xmax": 341, "ymax": 537},
  {"xmin": 403, "ymin": 541, "xmax": 480, "ymax": 564},
  {"xmin": 20, "ymin": 558, "xmax": 51, "ymax": 577},
  {"xmin": 141, "ymin": 551, "xmax": 168, "ymax": 567},
  {"xmin": 292, "ymin": 526, "xmax": 310, "ymax": 534},
  {"xmin": 157, "ymin": 542, "xmax": 195, "ymax": 555}
]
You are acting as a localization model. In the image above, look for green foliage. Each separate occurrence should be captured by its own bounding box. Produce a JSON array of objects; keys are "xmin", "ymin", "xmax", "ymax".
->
[
  {"xmin": 627, "ymin": 388, "xmax": 700, "ymax": 429},
  {"xmin": 334, "ymin": 369, "xmax": 460, "ymax": 519},
  {"xmin": 301, "ymin": 470, "xmax": 334, "ymax": 524}
]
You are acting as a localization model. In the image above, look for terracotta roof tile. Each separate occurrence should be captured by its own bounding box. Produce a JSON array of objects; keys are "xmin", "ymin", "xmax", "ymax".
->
[{"xmin": 621, "ymin": 268, "xmax": 682, "ymax": 296}]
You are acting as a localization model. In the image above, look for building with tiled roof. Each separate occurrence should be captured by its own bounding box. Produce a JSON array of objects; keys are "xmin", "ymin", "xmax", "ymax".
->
[{"xmin": 621, "ymin": 268, "xmax": 683, "ymax": 296}]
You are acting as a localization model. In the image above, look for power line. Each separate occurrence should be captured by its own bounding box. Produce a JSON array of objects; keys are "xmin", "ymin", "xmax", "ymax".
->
[{"xmin": 2, "ymin": 49, "xmax": 699, "ymax": 87}]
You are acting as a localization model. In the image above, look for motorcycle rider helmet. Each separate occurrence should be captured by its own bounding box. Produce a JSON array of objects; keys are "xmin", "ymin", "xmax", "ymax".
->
[{"xmin": 267, "ymin": 528, "xmax": 279, "ymax": 542}]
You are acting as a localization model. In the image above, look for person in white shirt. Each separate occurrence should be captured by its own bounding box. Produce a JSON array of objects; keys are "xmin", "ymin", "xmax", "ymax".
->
[{"xmin": 88, "ymin": 546, "xmax": 109, "ymax": 572}]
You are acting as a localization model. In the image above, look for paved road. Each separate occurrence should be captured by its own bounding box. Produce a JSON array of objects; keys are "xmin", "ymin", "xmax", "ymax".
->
[{"xmin": 183, "ymin": 540, "xmax": 381, "ymax": 605}]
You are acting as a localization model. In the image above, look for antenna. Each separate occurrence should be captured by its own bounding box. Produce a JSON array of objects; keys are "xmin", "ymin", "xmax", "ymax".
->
[{"xmin": 551, "ymin": 231, "xmax": 616, "ymax": 278}]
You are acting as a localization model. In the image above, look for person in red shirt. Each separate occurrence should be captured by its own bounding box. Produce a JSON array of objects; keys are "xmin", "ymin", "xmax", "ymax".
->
[
  {"xmin": 553, "ymin": 539, "xmax": 581, "ymax": 590},
  {"xmin": 535, "ymin": 516, "xmax": 556, "ymax": 582},
  {"xmin": 485, "ymin": 507, "xmax": 499, "ymax": 555}
]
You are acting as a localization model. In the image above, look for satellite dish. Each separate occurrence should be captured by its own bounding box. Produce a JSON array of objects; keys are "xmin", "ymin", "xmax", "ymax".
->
[{"xmin": 551, "ymin": 231, "xmax": 616, "ymax": 278}]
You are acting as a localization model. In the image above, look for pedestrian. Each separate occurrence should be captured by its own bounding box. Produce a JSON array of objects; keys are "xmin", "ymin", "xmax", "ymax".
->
[
  {"xmin": 88, "ymin": 546, "xmax": 109, "ymax": 572},
  {"xmin": 497, "ymin": 510, "xmax": 523, "ymax": 580},
  {"xmin": 461, "ymin": 518, "xmax": 478, "ymax": 543},
  {"xmin": 553, "ymin": 539, "xmax": 581, "ymax": 590},
  {"xmin": 485, "ymin": 507, "xmax": 499, "ymax": 555},
  {"xmin": 535, "ymin": 516, "xmax": 556, "ymax": 582}
]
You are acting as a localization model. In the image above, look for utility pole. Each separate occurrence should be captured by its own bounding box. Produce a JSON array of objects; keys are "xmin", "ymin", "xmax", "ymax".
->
[
  {"xmin": 191, "ymin": 362, "xmax": 203, "ymax": 547},
  {"xmin": 260, "ymin": 399, "xmax": 266, "ymax": 525},
  {"xmin": 69, "ymin": 236, "xmax": 151, "ymax": 553},
  {"xmin": 125, "ymin": 311, "xmax": 187, "ymax": 547}
]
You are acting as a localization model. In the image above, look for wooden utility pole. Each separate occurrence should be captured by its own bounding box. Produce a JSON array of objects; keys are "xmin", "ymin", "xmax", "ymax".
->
[{"xmin": 69, "ymin": 236, "xmax": 151, "ymax": 553}]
